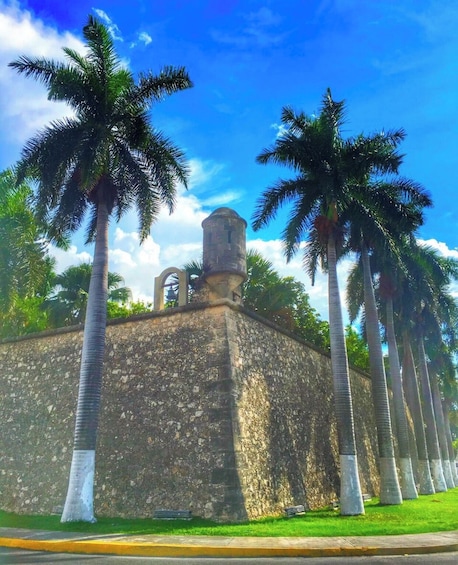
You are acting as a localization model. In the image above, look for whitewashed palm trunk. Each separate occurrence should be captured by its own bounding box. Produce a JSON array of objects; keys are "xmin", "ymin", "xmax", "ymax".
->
[
  {"xmin": 327, "ymin": 236, "xmax": 364, "ymax": 515},
  {"xmin": 430, "ymin": 371, "xmax": 455, "ymax": 488},
  {"xmin": 401, "ymin": 334, "xmax": 435, "ymax": 494},
  {"xmin": 385, "ymin": 297, "xmax": 417, "ymax": 499},
  {"xmin": 442, "ymin": 400, "xmax": 458, "ymax": 486},
  {"xmin": 416, "ymin": 336, "xmax": 447, "ymax": 492},
  {"xmin": 61, "ymin": 199, "xmax": 109, "ymax": 522},
  {"xmin": 361, "ymin": 245, "xmax": 402, "ymax": 505}
]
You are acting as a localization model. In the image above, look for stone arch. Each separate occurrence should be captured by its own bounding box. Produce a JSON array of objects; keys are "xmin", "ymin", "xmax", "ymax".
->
[{"xmin": 153, "ymin": 267, "xmax": 189, "ymax": 310}]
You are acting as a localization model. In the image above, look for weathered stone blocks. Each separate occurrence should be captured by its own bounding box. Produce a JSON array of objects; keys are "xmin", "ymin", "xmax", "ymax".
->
[{"xmin": 0, "ymin": 300, "xmax": 379, "ymax": 521}]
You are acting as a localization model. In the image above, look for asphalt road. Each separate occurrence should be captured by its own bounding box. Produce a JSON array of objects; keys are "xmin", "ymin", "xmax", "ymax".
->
[{"xmin": 2, "ymin": 549, "xmax": 458, "ymax": 564}]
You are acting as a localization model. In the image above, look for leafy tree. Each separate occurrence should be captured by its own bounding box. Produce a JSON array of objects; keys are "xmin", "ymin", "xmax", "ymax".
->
[
  {"xmin": 252, "ymin": 89, "xmax": 408, "ymax": 513},
  {"xmin": 10, "ymin": 15, "xmax": 192, "ymax": 522},
  {"xmin": 45, "ymin": 263, "xmax": 132, "ymax": 327},
  {"xmin": 106, "ymin": 299, "xmax": 152, "ymax": 319},
  {"xmin": 344, "ymin": 326, "xmax": 369, "ymax": 372},
  {"xmin": 0, "ymin": 169, "xmax": 56, "ymax": 337}
]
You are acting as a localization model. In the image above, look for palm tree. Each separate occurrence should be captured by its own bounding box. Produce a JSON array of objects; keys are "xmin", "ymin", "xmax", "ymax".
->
[
  {"xmin": 252, "ymin": 89, "xmax": 408, "ymax": 513},
  {"xmin": 346, "ymin": 181, "xmax": 431, "ymax": 504},
  {"xmin": 442, "ymin": 395, "xmax": 458, "ymax": 485},
  {"xmin": 347, "ymin": 244, "xmax": 420, "ymax": 500},
  {"xmin": 10, "ymin": 15, "xmax": 192, "ymax": 522},
  {"xmin": 419, "ymin": 274, "xmax": 458, "ymax": 489},
  {"xmin": 401, "ymin": 332, "xmax": 435, "ymax": 494},
  {"xmin": 399, "ymin": 243, "xmax": 457, "ymax": 492},
  {"xmin": 45, "ymin": 263, "xmax": 132, "ymax": 327}
]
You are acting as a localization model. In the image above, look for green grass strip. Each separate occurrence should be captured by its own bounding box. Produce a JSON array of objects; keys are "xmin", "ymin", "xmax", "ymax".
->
[{"xmin": 1, "ymin": 489, "xmax": 457, "ymax": 538}]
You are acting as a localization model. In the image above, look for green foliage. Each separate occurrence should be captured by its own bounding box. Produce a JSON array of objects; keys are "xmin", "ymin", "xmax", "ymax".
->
[
  {"xmin": 107, "ymin": 300, "xmax": 152, "ymax": 319},
  {"xmin": 0, "ymin": 296, "xmax": 49, "ymax": 339},
  {"xmin": 345, "ymin": 325, "xmax": 370, "ymax": 372},
  {"xmin": 0, "ymin": 169, "xmax": 56, "ymax": 337},
  {"xmin": 242, "ymin": 250, "xmax": 330, "ymax": 350},
  {"xmin": 1, "ymin": 490, "xmax": 457, "ymax": 537},
  {"xmin": 44, "ymin": 263, "xmax": 132, "ymax": 327},
  {"xmin": 452, "ymin": 438, "xmax": 458, "ymax": 455}
]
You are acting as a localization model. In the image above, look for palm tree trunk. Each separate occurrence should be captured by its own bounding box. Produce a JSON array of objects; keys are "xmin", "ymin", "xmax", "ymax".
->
[
  {"xmin": 385, "ymin": 297, "xmax": 417, "ymax": 499},
  {"xmin": 430, "ymin": 371, "xmax": 455, "ymax": 488},
  {"xmin": 442, "ymin": 400, "xmax": 458, "ymax": 486},
  {"xmin": 361, "ymin": 244, "xmax": 402, "ymax": 505},
  {"xmin": 416, "ymin": 335, "xmax": 447, "ymax": 492},
  {"xmin": 61, "ymin": 199, "xmax": 109, "ymax": 522},
  {"xmin": 401, "ymin": 333, "xmax": 435, "ymax": 494},
  {"xmin": 327, "ymin": 235, "xmax": 364, "ymax": 515}
]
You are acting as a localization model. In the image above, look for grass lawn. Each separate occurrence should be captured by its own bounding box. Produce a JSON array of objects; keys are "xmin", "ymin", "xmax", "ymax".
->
[{"xmin": 1, "ymin": 489, "xmax": 457, "ymax": 538}]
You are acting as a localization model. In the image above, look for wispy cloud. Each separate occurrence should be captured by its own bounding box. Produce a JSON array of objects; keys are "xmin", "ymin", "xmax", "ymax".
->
[
  {"xmin": 93, "ymin": 8, "xmax": 123, "ymax": 41},
  {"xmin": 130, "ymin": 31, "xmax": 153, "ymax": 49},
  {"xmin": 202, "ymin": 190, "xmax": 242, "ymax": 207},
  {"xmin": 270, "ymin": 122, "xmax": 288, "ymax": 138},
  {"xmin": 211, "ymin": 6, "xmax": 286, "ymax": 49},
  {"xmin": 138, "ymin": 31, "xmax": 152, "ymax": 45},
  {"xmin": 187, "ymin": 158, "xmax": 226, "ymax": 190}
]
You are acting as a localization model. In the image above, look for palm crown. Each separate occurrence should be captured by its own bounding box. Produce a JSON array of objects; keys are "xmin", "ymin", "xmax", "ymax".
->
[
  {"xmin": 253, "ymin": 89, "xmax": 406, "ymax": 270},
  {"xmin": 10, "ymin": 15, "xmax": 193, "ymax": 243}
]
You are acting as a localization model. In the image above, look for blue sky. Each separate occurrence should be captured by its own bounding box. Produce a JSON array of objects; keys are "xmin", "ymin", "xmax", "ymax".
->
[{"xmin": 0, "ymin": 0, "xmax": 457, "ymax": 320}]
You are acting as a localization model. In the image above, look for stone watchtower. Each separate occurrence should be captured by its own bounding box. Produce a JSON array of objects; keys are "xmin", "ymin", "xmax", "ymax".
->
[{"xmin": 201, "ymin": 207, "xmax": 247, "ymax": 303}]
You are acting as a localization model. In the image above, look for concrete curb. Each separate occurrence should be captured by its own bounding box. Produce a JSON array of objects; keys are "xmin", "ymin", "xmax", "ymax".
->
[{"xmin": 1, "ymin": 531, "xmax": 458, "ymax": 558}]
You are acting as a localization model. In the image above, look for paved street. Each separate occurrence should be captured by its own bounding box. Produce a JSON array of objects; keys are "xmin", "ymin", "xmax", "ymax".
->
[{"xmin": 2, "ymin": 548, "xmax": 458, "ymax": 564}]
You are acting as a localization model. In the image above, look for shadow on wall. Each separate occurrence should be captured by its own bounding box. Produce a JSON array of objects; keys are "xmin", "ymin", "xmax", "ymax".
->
[{"xmin": 265, "ymin": 363, "xmax": 340, "ymax": 511}]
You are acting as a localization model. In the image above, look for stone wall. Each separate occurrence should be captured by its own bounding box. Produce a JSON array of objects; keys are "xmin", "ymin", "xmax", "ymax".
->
[{"xmin": 0, "ymin": 300, "xmax": 379, "ymax": 521}]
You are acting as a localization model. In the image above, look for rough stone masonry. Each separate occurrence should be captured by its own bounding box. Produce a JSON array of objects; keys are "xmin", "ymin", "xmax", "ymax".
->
[{"xmin": 0, "ymin": 299, "xmax": 381, "ymax": 521}]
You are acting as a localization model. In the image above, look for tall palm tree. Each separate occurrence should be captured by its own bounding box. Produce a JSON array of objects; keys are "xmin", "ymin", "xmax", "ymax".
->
[
  {"xmin": 442, "ymin": 395, "xmax": 458, "ymax": 485},
  {"xmin": 346, "ymin": 182, "xmax": 431, "ymax": 503},
  {"xmin": 10, "ymin": 15, "xmax": 192, "ymax": 522},
  {"xmin": 350, "ymin": 186, "xmax": 432, "ymax": 504},
  {"xmin": 347, "ymin": 244, "xmax": 420, "ymax": 500},
  {"xmin": 421, "ymin": 284, "xmax": 458, "ymax": 488},
  {"xmin": 401, "ymin": 332, "xmax": 435, "ymax": 493},
  {"xmin": 399, "ymin": 243, "xmax": 457, "ymax": 492},
  {"xmin": 252, "ymin": 89, "xmax": 407, "ymax": 513}
]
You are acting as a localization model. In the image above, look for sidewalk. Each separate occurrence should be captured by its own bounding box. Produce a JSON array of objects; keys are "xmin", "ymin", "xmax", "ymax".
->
[{"xmin": 1, "ymin": 527, "xmax": 457, "ymax": 558}]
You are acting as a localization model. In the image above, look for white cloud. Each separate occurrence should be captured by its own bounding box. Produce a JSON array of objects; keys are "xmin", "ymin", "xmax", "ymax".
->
[
  {"xmin": 130, "ymin": 31, "xmax": 152, "ymax": 49},
  {"xmin": 187, "ymin": 158, "xmax": 226, "ymax": 190},
  {"xmin": 0, "ymin": 3, "xmax": 83, "ymax": 152},
  {"xmin": 271, "ymin": 122, "xmax": 288, "ymax": 138},
  {"xmin": 417, "ymin": 238, "xmax": 458, "ymax": 299},
  {"xmin": 48, "ymin": 244, "xmax": 92, "ymax": 272},
  {"xmin": 418, "ymin": 238, "xmax": 458, "ymax": 259},
  {"xmin": 138, "ymin": 31, "xmax": 152, "ymax": 46},
  {"xmin": 108, "ymin": 228, "xmax": 161, "ymax": 301},
  {"xmin": 92, "ymin": 8, "xmax": 123, "ymax": 41},
  {"xmin": 202, "ymin": 190, "xmax": 242, "ymax": 207}
]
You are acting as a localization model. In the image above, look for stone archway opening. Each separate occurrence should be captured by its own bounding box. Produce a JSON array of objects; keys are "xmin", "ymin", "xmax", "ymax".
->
[{"xmin": 153, "ymin": 267, "xmax": 189, "ymax": 310}]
